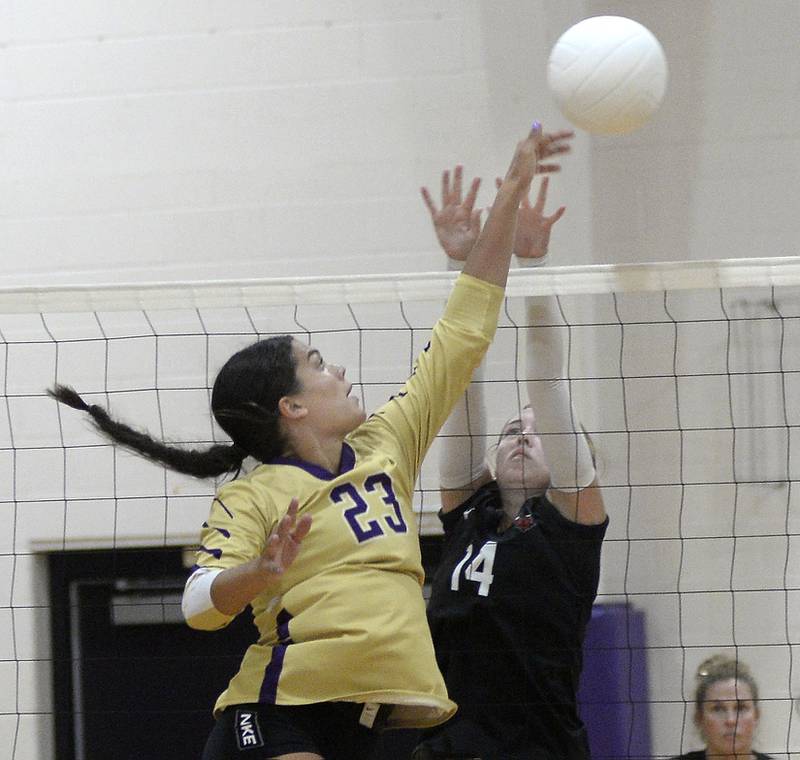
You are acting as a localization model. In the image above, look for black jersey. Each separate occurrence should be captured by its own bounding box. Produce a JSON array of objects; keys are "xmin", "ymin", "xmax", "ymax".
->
[{"xmin": 419, "ymin": 481, "xmax": 608, "ymax": 760}]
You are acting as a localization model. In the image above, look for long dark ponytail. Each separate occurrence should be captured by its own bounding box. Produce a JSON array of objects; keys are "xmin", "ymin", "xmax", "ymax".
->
[{"xmin": 48, "ymin": 335, "xmax": 300, "ymax": 479}]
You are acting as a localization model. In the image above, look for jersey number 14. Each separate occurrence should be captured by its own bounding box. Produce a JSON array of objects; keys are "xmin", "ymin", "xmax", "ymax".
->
[{"xmin": 450, "ymin": 542, "xmax": 497, "ymax": 597}]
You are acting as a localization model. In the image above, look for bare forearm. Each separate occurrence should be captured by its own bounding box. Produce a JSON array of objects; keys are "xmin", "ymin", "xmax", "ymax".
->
[
  {"xmin": 438, "ymin": 361, "xmax": 488, "ymax": 481},
  {"xmin": 462, "ymin": 180, "xmax": 528, "ymax": 287},
  {"xmin": 525, "ymin": 295, "xmax": 605, "ymax": 523},
  {"xmin": 210, "ymin": 558, "xmax": 278, "ymax": 616}
]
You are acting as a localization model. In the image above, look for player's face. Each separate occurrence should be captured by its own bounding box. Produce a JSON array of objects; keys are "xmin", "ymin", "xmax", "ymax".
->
[
  {"xmin": 494, "ymin": 406, "xmax": 550, "ymax": 492},
  {"xmin": 290, "ymin": 340, "xmax": 366, "ymax": 436},
  {"xmin": 697, "ymin": 679, "xmax": 758, "ymax": 758}
]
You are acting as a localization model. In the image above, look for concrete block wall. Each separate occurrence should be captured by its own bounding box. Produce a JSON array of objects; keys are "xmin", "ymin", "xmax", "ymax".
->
[
  {"xmin": 2, "ymin": 0, "xmax": 591, "ymax": 288},
  {"xmin": 588, "ymin": 0, "xmax": 800, "ymax": 264}
]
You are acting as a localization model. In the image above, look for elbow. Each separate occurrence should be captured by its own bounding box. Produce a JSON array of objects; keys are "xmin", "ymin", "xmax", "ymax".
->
[
  {"xmin": 183, "ymin": 605, "xmax": 233, "ymax": 631},
  {"xmin": 182, "ymin": 567, "xmax": 234, "ymax": 631}
]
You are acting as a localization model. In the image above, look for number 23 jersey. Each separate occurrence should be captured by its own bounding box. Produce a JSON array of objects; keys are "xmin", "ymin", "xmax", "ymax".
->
[{"xmin": 194, "ymin": 274, "xmax": 503, "ymax": 729}]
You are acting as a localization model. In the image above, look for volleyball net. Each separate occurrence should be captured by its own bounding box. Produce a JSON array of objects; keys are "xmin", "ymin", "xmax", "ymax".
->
[{"xmin": 2, "ymin": 257, "xmax": 799, "ymax": 758}]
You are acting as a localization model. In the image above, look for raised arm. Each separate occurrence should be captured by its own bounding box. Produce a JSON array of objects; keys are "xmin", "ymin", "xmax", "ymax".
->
[
  {"xmin": 421, "ymin": 165, "xmax": 491, "ymax": 510},
  {"xmin": 462, "ymin": 125, "xmax": 570, "ymax": 287},
  {"xmin": 420, "ymin": 131, "xmax": 574, "ymax": 512},
  {"xmin": 516, "ymin": 180, "xmax": 605, "ymax": 525},
  {"xmin": 524, "ymin": 297, "xmax": 605, "ymax": 525},
  {"xmin": 365, "ymin": 126, "xmax": 573, "ymax": 487}
]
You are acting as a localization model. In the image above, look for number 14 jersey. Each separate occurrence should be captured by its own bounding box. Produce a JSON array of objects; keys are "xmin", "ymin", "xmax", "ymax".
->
[{"xmin": 424, "ymin": 483, "xmax": 608, "ymax": 758}]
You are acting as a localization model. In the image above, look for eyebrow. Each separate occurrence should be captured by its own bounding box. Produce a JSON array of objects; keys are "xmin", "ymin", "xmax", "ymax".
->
[{"xmin": 708, "ymin": 699, "xmax": 752, "ymax": 706}]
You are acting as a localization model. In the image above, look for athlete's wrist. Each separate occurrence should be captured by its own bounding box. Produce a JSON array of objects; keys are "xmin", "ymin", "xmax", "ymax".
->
[
  {"xmin": 253, "ymin": 555, "xmax": 284, "ymax": 582},
  {"xmin": 516, "ymin": 252, "xmax": 549, "ymax": 267},
  {"xmin": 446, "ymin": 255, "xmax": 466, "ymax": 271}
]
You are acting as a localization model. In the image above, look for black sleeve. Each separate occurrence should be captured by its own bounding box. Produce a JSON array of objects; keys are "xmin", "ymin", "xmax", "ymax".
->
[
  {"xmin": 535, "ymin": 496, "xmax": 608, "ymax": 597},
  {"xmin": 438, "ymin": 501, "xmax": 470, "ymax": 540},
  {"xmin": 438, "ymin": 481, "xmax": 500, "ymax": 540}
]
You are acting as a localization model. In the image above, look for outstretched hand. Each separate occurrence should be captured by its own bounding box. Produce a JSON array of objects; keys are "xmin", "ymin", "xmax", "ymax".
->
[
  {"xmin": 421, "ymin": 126, "xmax": 573, "ymax": 266},
  {"xmin": 494, "ymin": 175, "xmax": 565, "ymax": 261},
  {"xmin": 500, "ymin": 124, "xmax": 574, "ymax": 193},
  {"xmin": 257, "ymin": 498, "xmax": 311, "ymax": 578},
  {"xmin": 420, "ymin": 165, "xmax": 482, "ymax": 263}
]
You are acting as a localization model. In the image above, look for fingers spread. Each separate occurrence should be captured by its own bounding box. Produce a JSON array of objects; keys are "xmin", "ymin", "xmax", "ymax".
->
[
  {"xmin": 544, "ymin": 144, "xmax": 572, "ymax": 157},
  {"xmin": 536, "ymin": 163, "xmax": 562, "ymax": 174},
  {"xmin": 533, "ymin": 176, "xmax": 549, "ymax": 211},
  {"xmin": 469, "ymin": 208, "xmax": 482, "ymax": 236},
  {"xmin": 452, "ymin": 165, "xmax": 463, "ymax": 204},
  {"xmin": 420, "ymin": 186, "xmax": 437, "ymax": 216},
  {"xmin": 463, "ymin": 176, "xmax": 481, "ymax": 213},
  {"xmin": 274, "ymin": 497, "xmax": 300, "ymax": 540},
  {"xmin": 545, "ymin": 206, "xmax": 566, "ymax": 226},
  {"xmin": 292, "ymin": 514, "xmax": 313, "ymax": 542}
]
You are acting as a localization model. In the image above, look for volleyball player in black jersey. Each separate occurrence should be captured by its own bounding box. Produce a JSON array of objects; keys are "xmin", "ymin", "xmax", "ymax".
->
[{"xmin": 413, "ymin": 169, "xmax": 607, "ymax": 760}]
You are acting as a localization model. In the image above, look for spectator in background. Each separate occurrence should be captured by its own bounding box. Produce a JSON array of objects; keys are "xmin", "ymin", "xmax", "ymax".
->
[{"xmin": 671, "ymin": 654, "xmax": 773, "ymax": 760}]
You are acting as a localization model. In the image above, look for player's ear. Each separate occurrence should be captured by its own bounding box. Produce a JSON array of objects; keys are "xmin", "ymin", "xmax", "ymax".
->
[{"xmin": 278, "ymin": 396, "xmax": 307, "ymax": 421}]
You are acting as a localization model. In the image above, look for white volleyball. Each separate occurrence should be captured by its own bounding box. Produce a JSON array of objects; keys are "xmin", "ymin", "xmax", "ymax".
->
[{"xmin": 547, "ymin": 16, "xmax": 668, "ymax": 135}]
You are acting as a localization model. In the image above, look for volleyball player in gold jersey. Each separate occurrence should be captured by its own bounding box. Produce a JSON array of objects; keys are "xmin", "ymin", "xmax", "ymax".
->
[{"xmin": 48, "ymin": 124, "xmax": 573, "ymax": 760}]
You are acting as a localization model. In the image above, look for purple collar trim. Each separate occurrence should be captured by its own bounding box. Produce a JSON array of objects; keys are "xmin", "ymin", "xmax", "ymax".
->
[{"xmin": 268, "ymin": 442, "xmax": 356, "ymax": 480}]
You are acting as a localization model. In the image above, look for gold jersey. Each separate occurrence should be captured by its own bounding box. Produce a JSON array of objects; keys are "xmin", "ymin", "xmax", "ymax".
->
[{"xmin": 194, "ymin": 274, "xmax": 503, "ymax": 729}]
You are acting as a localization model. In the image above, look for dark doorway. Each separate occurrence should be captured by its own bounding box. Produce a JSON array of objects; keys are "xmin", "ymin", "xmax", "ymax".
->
[
  {"xmin": 48, "ymin": 548, "xmax": 257, "ymax": 760},
  {"xmin": 49, "ymin": 539, "xmax": 443, "ymax": 760}
]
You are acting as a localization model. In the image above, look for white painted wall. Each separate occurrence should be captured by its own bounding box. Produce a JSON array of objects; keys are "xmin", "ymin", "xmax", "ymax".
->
[
  {"xmin": 2, "ymin": 1, "xmax": 799, "ymax": 758},
  {"xmin": 2, "ymin": 0, "xmax": 591, "ymax": 288},
  {"xmin": 588, "ymin": 0, "xmax": 800, "ymax": 265}
]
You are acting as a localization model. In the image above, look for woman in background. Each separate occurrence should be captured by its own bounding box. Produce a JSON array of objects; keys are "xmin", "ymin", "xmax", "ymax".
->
[{"xmin": 671, "ymin": 654, "xmax": 773, "ymax": 760}]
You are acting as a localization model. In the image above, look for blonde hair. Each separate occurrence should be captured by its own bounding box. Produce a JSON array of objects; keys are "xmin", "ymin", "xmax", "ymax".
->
[{"xmin": 694, "ymin": 655, "xmax": 760, "ymax": 716}]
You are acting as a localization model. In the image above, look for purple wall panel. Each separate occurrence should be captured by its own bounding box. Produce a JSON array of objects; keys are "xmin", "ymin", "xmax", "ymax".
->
[{"xmin": 578, "ymin": 603, "xmax": 651, "ymax": 759}]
